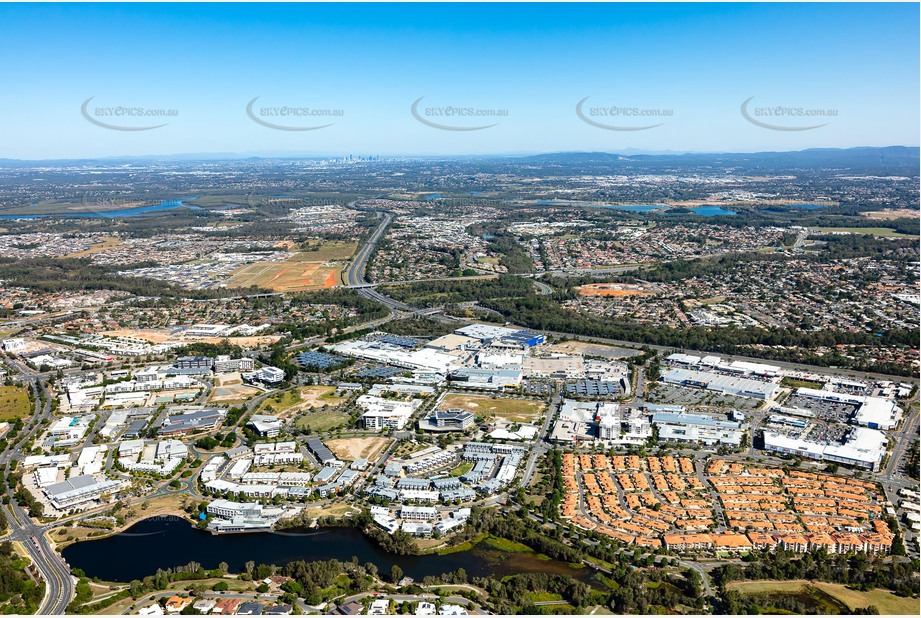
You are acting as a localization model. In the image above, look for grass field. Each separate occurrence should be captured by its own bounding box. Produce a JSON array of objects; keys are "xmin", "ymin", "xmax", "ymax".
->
[
  {"xmin": 439, "ymin": 393, "xmax": 545, "ymax": 423},
  {"xmin": 780, "ymin": 377, "xmax": 825, "ymax": 390},
  {"xmin": 450, "ymin": 461, "xmax": 473, "ymax": 477},
  {"xmin": 260, "ymin": 386, "xmax": 345, "ymax": 417},
  {"xmin": 0, "ymin": 385, "xmax": 30, "ymax": 421},
  {"xmin": 726, "ymin": 580, "xmax": 919, "ymax": 614},
  {"xmin": 292, "ymin": 410, "xmax": 350, "ymax": 432},
  {"xmin": 810, "ymin": 226, "xmax": 918, "ymax": 238},
  {"xmin": 292, "ymin": 241, "xmax": 357, "ymax": 261},
  {"xmin": 62, "ymin": 237, "xmax": 122, "ymax": 258}
]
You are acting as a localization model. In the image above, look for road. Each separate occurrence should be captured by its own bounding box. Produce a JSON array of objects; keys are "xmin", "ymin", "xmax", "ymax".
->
[
  {"xmin": 517, "ymin": 392, "xmax": 560, "ymax": 490},
  {"xmin": 678, "ymin": 559, "xmax": 715, "ymax": 597},
  {"xmin": 0, "ymin": 380, "xmax": 75, "ymax": 614}
]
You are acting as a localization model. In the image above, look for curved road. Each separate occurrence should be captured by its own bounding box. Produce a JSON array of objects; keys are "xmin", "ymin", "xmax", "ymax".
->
[{"xmin": 0, "ymin": 380, "xmax": 75, "ymax": 614}]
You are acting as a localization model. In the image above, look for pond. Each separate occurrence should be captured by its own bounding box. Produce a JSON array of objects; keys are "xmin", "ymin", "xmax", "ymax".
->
[{"xmin": 61, "ymin": 517, "xmax": 596, "ymax": 585}]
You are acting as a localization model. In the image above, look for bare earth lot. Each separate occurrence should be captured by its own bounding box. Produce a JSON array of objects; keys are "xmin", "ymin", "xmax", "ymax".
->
[
  {"xmin": 225, "ymin": 242, "xmax": 356, "ymax": 292},
  {"xmin": 209, "ymin": 384, "xmax": 260, "ymax": 404},
  {"xmin": 102, "ymin": 328, "xmax": 280, "ymax": 347},
  {"xmin": 325, "ymin": 436, "xmax": 392, "ymax": 462},
  {"xmin": 225, "ymin": 260, "xmax": 340, "ymax": 291},
  {"xmin": 546, "ymin": 340, "xmax": 641, "ymax": 359},
  {"xmin": 861, "ymin": 208, "xmax": 920, "ymax": 220}
]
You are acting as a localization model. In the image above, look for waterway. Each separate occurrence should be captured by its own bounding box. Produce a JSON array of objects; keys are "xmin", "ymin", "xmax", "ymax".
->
[
  {"xmin": 786, "ymin": 203, "xmax": 825, "ymax": 210},
  {"xmin": 597, "ymin": 204, "xmax": 666, "ymax": 212},
  {"xmin": 0, "ymin": 198, "xmax": 198, "ymax": 220},
  {"xmin": 537, "ymin": 200, "xmax": 666, "ymax": 213},
  {"xmin": 62, "ymin": 517, "xmax": 594, "ymax": 585}
]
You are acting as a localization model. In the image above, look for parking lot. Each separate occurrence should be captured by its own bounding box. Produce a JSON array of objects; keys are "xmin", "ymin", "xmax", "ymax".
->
[{"xmin": 646, "ymin": 383, "xmax": 761, "ymax": 410}]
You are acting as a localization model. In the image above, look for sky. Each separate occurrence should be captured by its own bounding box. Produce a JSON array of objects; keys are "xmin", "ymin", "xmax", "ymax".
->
[{"xmin": 0, "ymin": 2, "xmax": 918, "ymax": 159}]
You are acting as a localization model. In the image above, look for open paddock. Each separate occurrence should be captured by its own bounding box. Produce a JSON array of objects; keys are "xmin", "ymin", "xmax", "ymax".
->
[
  {"xmin": 208, "ymin": 384, "xmax": 260, "ymax": 404},
  {"xmin": 726, "ymin": 580, "xmax": 919, "ymax": 615},
  {"xmin": 291, "ymin": 241, "xmax": 357, "ymax": 262},
  {"xmin": 546, "ymin": 340, "xmax": 641, "ymax": 360},
  {"xmin": 439, "ymin": 393, "xmax": 545, "ymax": 423},
  {"xmin": 225, "ymin": 260, "xmax": 340, "ymax": 291},
  {"xmin": 325, "ymin": 436, "xmax": 392, "ymax": 462},
  {"xmin": 0, "ymin": 385, "xmax": 31, "ymax": 421}
]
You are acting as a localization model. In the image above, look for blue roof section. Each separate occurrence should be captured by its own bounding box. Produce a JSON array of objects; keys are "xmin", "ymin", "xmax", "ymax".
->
[
  {"xmin": 501, "ymin": 330, "xmax": 546, "ymax": 346},
  {"xmin": 296, "ymin": 351, "xmax": 347, "ymax": 369},
  {"xmin": 376, "ymin": 335, "xmax": 419, "ymax": 349},
  {"xmin": 356, "ymin": 366, "xmax": 402, "ymax": 378}
]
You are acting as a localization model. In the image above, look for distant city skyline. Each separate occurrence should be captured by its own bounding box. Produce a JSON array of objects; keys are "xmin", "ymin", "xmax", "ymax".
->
[{"xmin": 0, "ymin": 2, "xmax": 918, "ymax": 159}]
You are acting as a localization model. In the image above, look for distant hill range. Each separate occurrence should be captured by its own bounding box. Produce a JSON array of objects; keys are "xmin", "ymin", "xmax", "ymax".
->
[{"xmin": 516, "ymin": 146, "xmax": 920, "ymax": 174}]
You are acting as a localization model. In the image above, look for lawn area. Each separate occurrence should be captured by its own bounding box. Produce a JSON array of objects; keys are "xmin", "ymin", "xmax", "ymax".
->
[
  {"xmin": 0, "ymin": 385, "xmax": 30, "ymax": 421},
  {"xmin": 810, "ymin": 226, "xmax": 917, "ymax": 238},
  {"xmin": 439, "ymin": 393, "xmax": 545, "ymax": 423},
  {"xmin": 299, "ymin": 502, "xmax": 360, "ymax": 521},
  {"xmin": 292, "ymin": 409, "xmax": 350, "ymax": 432},
  {"xmin": 781, "ymin": 377, "xmax": 825, "ymax": 390},
  {"xmin": 449, "ymin": 461, "xmax": 473, "ymax": 477},
  {"xmin": 726, "ymin": 580, "xmax": 919, "ymax": 614}
]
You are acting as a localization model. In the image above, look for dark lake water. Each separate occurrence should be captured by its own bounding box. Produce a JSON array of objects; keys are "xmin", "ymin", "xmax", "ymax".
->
[
  {"xmin": 688, "ymin": 206, "xmax": 737, "ymax": 216},
  {"xmin": 62, "ymin": 517, "xmax": 594, "ymax": 584}
]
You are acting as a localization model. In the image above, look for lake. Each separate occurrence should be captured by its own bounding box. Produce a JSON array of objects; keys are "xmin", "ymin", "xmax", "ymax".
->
[
  {"xmin": 687, "ymin": 206, "xmax": 737, "ymax": 216},
  {"xmin": 61, "ymin": 517, "xmax": 594, "ymax": 584}
]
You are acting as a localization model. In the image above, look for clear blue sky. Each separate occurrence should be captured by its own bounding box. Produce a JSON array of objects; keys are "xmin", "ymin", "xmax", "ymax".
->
[{"xmin": 0, "ymin": 2, "xmax": 917, "ymax": 159}]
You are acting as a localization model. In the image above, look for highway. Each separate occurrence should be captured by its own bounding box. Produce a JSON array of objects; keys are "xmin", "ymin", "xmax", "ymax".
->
[
  {"xmin": 331, "ymin": 221, "xmax": 916, "ymax": 383},
  {"xmin": 0, "ymin": 380, "xmax": 75, "ymax": 614}
]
